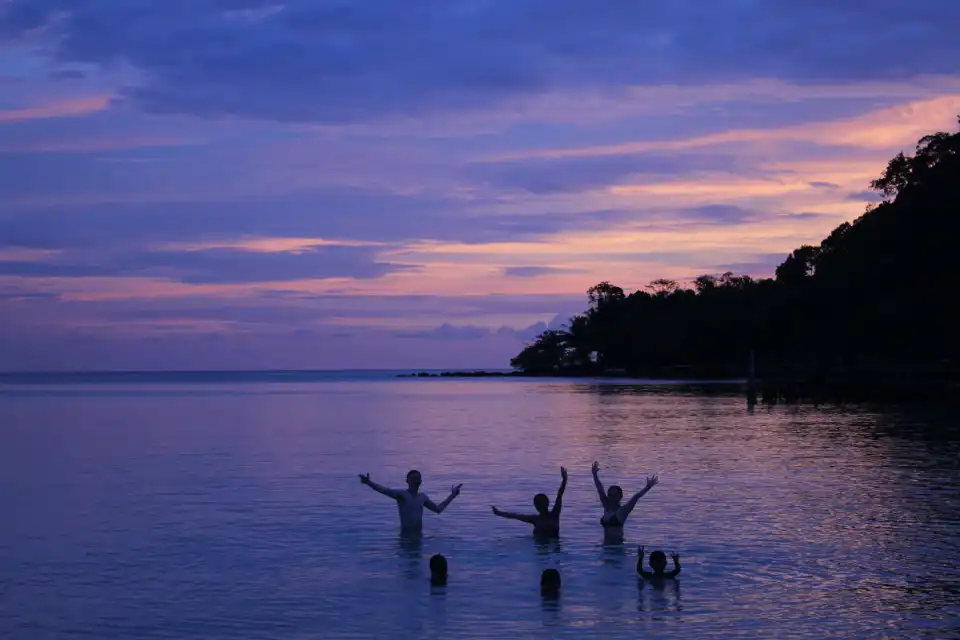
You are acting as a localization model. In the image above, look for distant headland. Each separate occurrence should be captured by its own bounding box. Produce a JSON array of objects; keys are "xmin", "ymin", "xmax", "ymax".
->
[{"xmin": 410, "ymin": 120, "xmax": 960, "ymax": 405}]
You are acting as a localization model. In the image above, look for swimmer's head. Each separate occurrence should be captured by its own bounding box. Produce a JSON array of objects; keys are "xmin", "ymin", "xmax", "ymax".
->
[
  {"xmin": 429, "ymin": 553, "xmax": 448, "ymax": 583},
  {"xmin": 406, "ymin": 469, "xmax": 422, "ymax": 491},
  {"xmin": 649, "ymin": 550, "xmax": 667, "ymax": 573},
  {"xmin": 533, "ymin": 493, "xmax": 550, "ymax": 513},
  {"xmin": 540, "ymin": 568, "xmax": 561, "ymax": 596},
  {"xmin": 607, "ymin": 485, "xmax": 624, "ymax": 504}
]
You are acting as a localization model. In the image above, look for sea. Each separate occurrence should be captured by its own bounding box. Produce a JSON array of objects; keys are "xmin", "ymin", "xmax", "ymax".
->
[{"xmin": 1, "ymin": 371, "xmax": 958, "ymax": 639}]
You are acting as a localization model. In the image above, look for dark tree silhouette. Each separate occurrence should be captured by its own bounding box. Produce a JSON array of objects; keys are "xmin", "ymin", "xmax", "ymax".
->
[{"xmin": 510, "ymin": 118, "xmax": 960, "ymax": 393}]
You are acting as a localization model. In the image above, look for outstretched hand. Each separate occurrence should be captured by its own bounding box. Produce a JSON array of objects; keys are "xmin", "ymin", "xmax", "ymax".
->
[
  {"xmin": 638, "ymin": 545, "xmax": 645, "ymax": 556},
  {"xmin": 560, "ymin": 466, "xmax": 568, "ymax": 481},
  {"xmin": 358, "ymin": 473, "xmax": 371, "ymax": 485},
  {"xmin": 645, "ymin": 474, "xmax": 659, "ymax": 490},
  {"xmin": 591, "ymin": 461, "xmax": 600, "ymax": 475},
  {"xmin": 671, "ymin": 552, "xmax": 681, "ymax": 563},
  {"xmin": 491, "ymin": 505, "xmax": 500, "ymax": 515},
  {"xmin": 451, "ymin": 483, "xmax": 463, "ymax": 496}
]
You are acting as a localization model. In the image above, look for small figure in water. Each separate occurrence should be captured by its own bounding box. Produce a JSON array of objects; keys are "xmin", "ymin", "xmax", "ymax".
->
[
  {"xmin": 359, "ymin": 469, "xmax": 463, "ymax": 533},
  {"xmin": 540, "ymin": 568, "xmax": 561, "ymax": 597},
  {"xmin": 637, "ymin": 546, "xmax": 681, "ymax": 580},
  {"xmin": 429, "ymin": 553, "xmax": 448, "ymax": 586},
  {"xmin": 592, "ymin": 460, "xmax": 658, "ymax": 543},
  {"xmin": 491, "ymin": 466, "xmax": 567, "ymax": 538}
]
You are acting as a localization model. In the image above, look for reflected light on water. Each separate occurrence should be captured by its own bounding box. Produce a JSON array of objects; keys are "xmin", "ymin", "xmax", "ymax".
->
[{"xmin": 1, "ymin": 378, "xmax": 958, "ymax": 639}]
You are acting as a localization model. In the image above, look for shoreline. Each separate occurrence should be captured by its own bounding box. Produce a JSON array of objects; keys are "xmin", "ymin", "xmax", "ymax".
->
[
  {"xmin": 399, "ymin": 369, "xmax": 960, "ymax": 406},
  {"xmin": 396, "ymin": 370, "xmax": 744, "ymax": 381}
]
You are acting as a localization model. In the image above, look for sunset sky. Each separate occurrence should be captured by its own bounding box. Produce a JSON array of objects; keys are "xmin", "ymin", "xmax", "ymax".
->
[{"xmin": 2, "ymin": 1, "xmax": 959, "ymax": 370}]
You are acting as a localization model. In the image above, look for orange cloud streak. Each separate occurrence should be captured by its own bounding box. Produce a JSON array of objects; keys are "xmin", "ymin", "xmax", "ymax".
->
[{"xmin": 0, "ymin": 94, "xmax": 114, "ymax": 123}]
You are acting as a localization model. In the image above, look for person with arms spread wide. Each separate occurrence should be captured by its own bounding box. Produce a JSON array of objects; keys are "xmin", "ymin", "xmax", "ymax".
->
[{"xmin": 359, "ymin": 469, "xmax": 463, "ymax": 533}]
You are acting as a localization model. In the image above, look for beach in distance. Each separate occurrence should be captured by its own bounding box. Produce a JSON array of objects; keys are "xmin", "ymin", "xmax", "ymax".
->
[{"xmin": 2, "ymin": 373, "xmax": 959, "ymax": 639}]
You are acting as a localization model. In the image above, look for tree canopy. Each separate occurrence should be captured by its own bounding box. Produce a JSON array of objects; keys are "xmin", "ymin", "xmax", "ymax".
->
[{"xmin": 511, "ymin": 118, "xmax": 960, "ymax": 378}]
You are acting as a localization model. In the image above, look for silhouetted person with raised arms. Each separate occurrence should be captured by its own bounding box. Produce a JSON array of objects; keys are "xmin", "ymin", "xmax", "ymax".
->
[
  {"xmin": 637, "ymin": 546, "xmax": 681, "ymax": 581},
  {"xmin": 592, "ymin": 460, "xmax": 658, "ymax": 543},
  {"xmin": 429, "ymin": 553, "xmax": 448, "ymax": 586},
  {"xmin": 359, "ymin": 469, "xmax": 462, "ymax": 533},
  {"xmin": 491, "ymin": 466, "xmax": 567, "ymax": 538}
]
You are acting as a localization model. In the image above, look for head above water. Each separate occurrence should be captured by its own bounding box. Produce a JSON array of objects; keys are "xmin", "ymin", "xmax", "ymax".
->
[
  {"xmin": 406, "ymin": 469, "xmax": 422, "ymax": 491},
  {"xmin": 607, "ymin": 484, "xmax": 624, "ymax": 504},
  {"xmin": 533, "ymin": 493, "xmax": 550, "ymax": 513},
  {"xmin": 429, "ymin": 554, "xmax": 448, "ymax": 579},
  {"xmin": 540, "ymin": 568, "xmax": 561, "ymax": 594},
  {"xmin": 649, "ymin": 550, "xmax": 667, "ymax": 573}
]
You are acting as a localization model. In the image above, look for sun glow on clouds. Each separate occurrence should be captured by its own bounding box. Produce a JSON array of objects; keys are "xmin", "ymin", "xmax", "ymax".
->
[
  {"xmin": 491, "ymin": 96, "xmax": 960, "ymax": 161},
  {"xmin": 162, "ymin": 237, "xmax": 386, "ymax": 253},
  {"xmin": 2, "ymin": 5, "xmax": 960, "ymax": 368},
  {"xmin": 0, "ymin": 94, "xmax": 114, "ymax": 122}
]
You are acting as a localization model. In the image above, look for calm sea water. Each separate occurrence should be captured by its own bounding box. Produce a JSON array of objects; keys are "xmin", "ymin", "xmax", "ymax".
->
[{"xmin": 2, "ymin": 373, "xmax": 959, "ymax": 639}]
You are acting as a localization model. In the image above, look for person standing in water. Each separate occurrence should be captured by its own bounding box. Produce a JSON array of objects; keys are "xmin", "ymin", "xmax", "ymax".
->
[
  {"xmin": 359, "ymin": 469, "xmax": 463, "ymax": 533},
  {"xmin": 591, "ymin": 461, "xmax": 658, "ymax": 543},
  {"xmin": 490, "ymin": 466, "xmax": 567, "ymax": 538}
]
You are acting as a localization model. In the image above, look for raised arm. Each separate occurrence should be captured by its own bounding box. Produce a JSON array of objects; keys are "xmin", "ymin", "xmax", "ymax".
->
[
  {"xmin": 591, "ymin": 461, "xmax": 609, "ymax": 508},
  {"xmin": 617, "ymin": 475, "xmax": 658, "ymax": 520},
  {"xmin": 636, "ymin": 546, "xmax": 654, "ymax": 579},
  {"xmin": 667, "ymin": 552, "xmax": 682, "ymax": 578},
  {"xmin": 552, "ymin": 466, "xmax": 568, "ymax": 514},
  {"xmin": 359, "ymin": 473, "xmax": 401, "ymax": 499},
  {"xmin": 491, "ymin": 506, "xmax": 537, "ymax": 524},
  {"xmin": 424, "ymin": 483, "xmax": 463, "ymax": 514}
]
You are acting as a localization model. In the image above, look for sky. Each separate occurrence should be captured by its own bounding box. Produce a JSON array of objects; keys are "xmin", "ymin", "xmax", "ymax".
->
[{"xmin": 1, "ymin": 1, "xmax": 959, "ymax": 371}]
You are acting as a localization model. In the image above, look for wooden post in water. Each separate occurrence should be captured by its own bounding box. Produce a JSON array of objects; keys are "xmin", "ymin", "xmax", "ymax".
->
[{"xmin": 747, "ymin": 349, "xmax": 757, "ymax": 406}]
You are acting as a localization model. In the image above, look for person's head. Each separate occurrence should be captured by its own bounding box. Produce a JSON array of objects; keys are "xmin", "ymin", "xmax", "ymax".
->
[
  {"xmin": 540, "ymin": 568, "xmax": 561, "ymax": 595},
  {"xmin": 607, "ymin": 484, "xmax": 624, "ymax": 505},
  {"xmin": 429, "ymin": 554, "xmax": 448, "ymax": 583},
  {"xmin": 649, "ymin": 550, "xmax": 667, "ymax": 574},
  {"xmin": 533, "ymin": 493, "xmax": 550, "ymax": 514},
  {"xmin": 406, "ymin": 469, "xmax": 422, "ymax": 492}
]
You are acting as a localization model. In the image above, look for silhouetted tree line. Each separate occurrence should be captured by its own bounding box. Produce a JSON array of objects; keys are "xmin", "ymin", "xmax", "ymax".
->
[{"xmin": 511, "ymin": 119, "xmax": 960, "ymax": 390}]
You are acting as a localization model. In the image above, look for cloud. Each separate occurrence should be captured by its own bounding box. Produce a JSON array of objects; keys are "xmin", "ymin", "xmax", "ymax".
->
[
  {"xmin": 0, "ymin": 191, "xmax": 655, "ymax": 252},
  {"xmin": 48, "ymin": 69, "xmax": 87, "ymax": 80},
  {"xmin": 712, "ymin": 253, "xmax": 790, "ymax": 276},
  {"xmin": 499, "ymin": 96, "xmax": 960, "ymax": 161},
  {"xmin": 503, "ymin": 266, "xmax": 575, "ymax": 278},
  {"xmin": 847, "ymin": 190, "xmax": 886, "ymax": 202},
  {"xmin": 0, "ymin": 94, "xmax": 113, "ymax": 122},
  {"xmin": 0, "ymin": 288, "xmax": 570, "ymax": 369},
  {"xmin": 2, "ymin": 1, "xmax": 958, "ymax": 123},
  {"xmin": 0, "ymin": 287, "xmax": 585, "ymax": 331},
  {"xmin": 467, "ymin": 152, "xmax": 753, "ymax": 194},
  {"xmin": 0, "ymin": 244, "xmax": 409, "ymax": 283},
  {"xmin": 397, "ymin": 321, "xmax": 546, "ymax": 341},
  {"xmin": 679, "ymin": 205, "xmax": 757, "ymax": 225},
  {"xmin": 0, "ymin": 324, "xmax": 533, "ymax": 370},
  {"xmin": 2, "ymin": 1, "xmax": 957, "ymax": 372}
]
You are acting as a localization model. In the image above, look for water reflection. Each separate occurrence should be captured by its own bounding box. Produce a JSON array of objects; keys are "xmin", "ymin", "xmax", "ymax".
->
[
  {"xmin": 2, "ymin": 379, "xmax": 960, "ymax": 639},
  {"xmin": 396, "ymin": 532, "xmax": 424, "ymax": 579},
  {"xmin": 540, "ymin": 591, "xmax": 561, "ymax": 614},
  {"xmin": 533, "ymin": 536, "xmax": 564, "ymax": 556},
  {"xmin": 601, "ymin": 542, "xmax": 630, "ymax": 569},
  {"xmin": 637, "ymin": 578, "xmax": 682, "ymax": 613}
]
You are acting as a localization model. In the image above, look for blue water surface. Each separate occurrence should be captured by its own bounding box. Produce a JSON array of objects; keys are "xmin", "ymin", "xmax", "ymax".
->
[{"xmin": 1, "ymin": 375, "xmax": 958, "ymax": 639}]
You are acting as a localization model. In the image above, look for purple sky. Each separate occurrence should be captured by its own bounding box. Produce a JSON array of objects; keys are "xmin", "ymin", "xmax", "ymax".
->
[{"xmin": 1, "ymin": 1, "xmax": 959, "ymax": 370}]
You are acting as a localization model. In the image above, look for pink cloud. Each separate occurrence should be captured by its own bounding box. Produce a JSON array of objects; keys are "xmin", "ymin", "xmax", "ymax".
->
[{"xmin": 0, "ymin": 94, "xmax": 114, "ymax": 123}]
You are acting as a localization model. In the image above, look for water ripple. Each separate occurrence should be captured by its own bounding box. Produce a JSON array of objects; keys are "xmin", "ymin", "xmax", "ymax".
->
[{"xmin": 1, "ymin": 380, "xmax": 959, "ymax": 638}]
